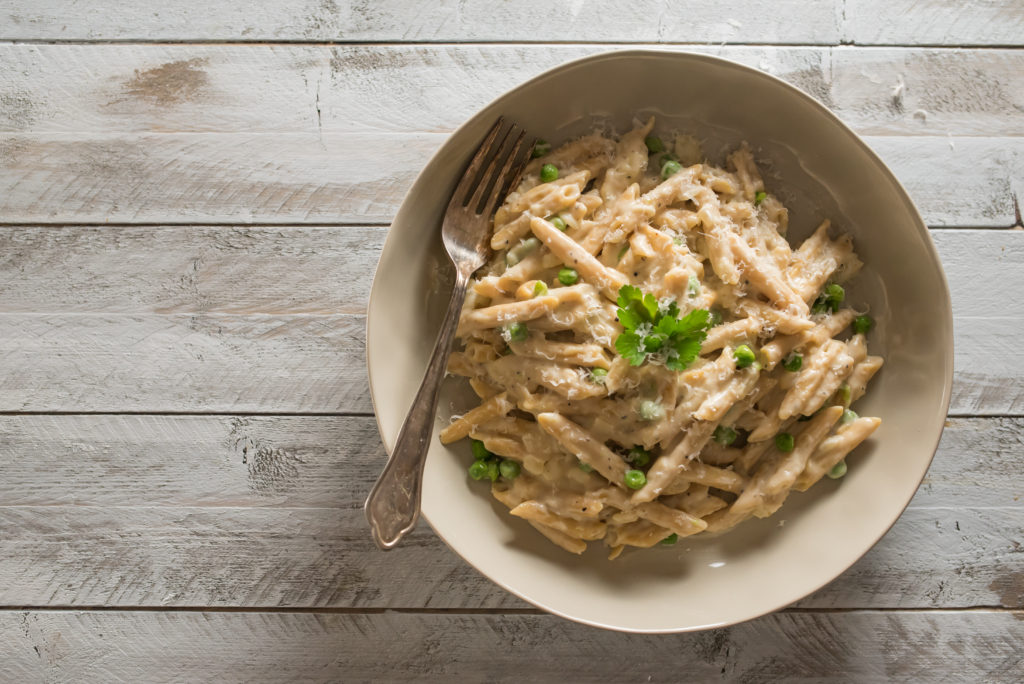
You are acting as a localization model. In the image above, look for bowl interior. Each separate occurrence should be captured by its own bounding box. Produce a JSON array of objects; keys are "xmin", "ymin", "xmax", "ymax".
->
[{"xmin": 366, "ymin": 50, "xmax": 953, "ymax": 633}]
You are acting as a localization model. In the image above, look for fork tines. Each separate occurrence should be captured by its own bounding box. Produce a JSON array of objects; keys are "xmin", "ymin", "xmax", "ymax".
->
[{"xmin": 452, "ymin": 119, "xmax": 531, "ymax": 217}]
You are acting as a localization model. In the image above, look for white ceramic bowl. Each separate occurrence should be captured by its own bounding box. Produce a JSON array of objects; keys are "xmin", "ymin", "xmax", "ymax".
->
[{"xmin": 366, "ymin": 50, "xmax": 953, "ymax": 633}]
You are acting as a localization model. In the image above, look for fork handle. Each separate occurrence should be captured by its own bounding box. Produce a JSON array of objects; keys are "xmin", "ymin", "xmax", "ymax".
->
[{"xmin": 364, "ymin": 268, "xmax": 470, "ymax": 550}]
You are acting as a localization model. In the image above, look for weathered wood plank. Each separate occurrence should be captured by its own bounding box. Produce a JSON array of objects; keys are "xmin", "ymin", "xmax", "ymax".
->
[
  {"xmin": 0, "ymin": 507, "xmax": 1018, "ymax": 610},
  {"xmin": 0, "ymin": 413, "xmax": 1019, "ymax": 610},
  {"xmin": 0, "ymin": 132, "xmax": 437, "ymax": 225},
  {"xmin": 846, "ymin": 0, "xmax": 1024, "ymax": 47},
  {"xmin": 0, "ymin": 133, "xmax": 1018, "ymax": 226},
  {"xmin": 0, "ymin": 44, "xmax": 1021, "ymax": 226},
  {"xmin": 2, "ymin": 610, "xmax": 1022, "ymax": 682},
  {"xmin": 1, "ymin": 228, "xmax": 1020, "ymax": 414},
  {"xmin": 3, "ymin": 0, "xmax": 1022, "ymax": 46},
  {"xmin": 0, "ymin": 415, "xmax": 1017, "ymax": 511},
  {"xmin": 0, "ymin": 225, "xmax": 383, "ymax": 314},
  {"xmin": 3, "ymin": 45, "xmax": 1022, "ymax": 137},
  {"xmin": 0, "ymin": 314, "xmax": 369, "ymax": 413},
  {"xmin": 2, "ymin": 227, "xmax": 1019, "ymax": 316},
  {"xmin": 0, "ymin": 1, "xmax": 844, "ymax": 44}
]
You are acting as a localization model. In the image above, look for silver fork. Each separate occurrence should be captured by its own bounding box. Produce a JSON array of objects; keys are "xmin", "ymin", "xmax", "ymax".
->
[{"xmin": 365, "ymin": 119, "xmax": 529, "ymax": 550}]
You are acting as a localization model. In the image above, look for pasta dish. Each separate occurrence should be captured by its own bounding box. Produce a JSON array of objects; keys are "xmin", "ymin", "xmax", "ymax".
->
[{"xmin": 439, "ymin": 117, "xmax": 883, "ymax": 558}]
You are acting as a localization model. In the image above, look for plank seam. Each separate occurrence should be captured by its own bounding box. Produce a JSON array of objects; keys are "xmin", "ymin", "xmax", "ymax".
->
[
  {"xmin": 0, "ymin": 606, "xmax": 1019, "ymax": 614},
  {"xmin": 0, "ymin": 40, "xmax": 1022, "ymax": 49}
]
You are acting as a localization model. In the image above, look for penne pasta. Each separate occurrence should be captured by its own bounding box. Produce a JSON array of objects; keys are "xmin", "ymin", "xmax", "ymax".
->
[{"xmin": 442, "ymin": 118, "xmax": 883, "ymax": 557}]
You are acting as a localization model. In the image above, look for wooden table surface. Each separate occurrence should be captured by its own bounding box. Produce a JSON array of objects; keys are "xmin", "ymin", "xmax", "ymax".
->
[{"xmin": 1, "ymin": 2, "xmax": 1022, "ymax": 681}]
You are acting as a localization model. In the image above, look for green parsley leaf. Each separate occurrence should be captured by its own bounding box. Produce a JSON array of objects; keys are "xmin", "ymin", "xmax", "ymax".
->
[
  {"xmin": 616, "ymin": 285, "xmax": 643, "ymax": 310},
  {"xmin": 666, "ymin": 335, "xmax": 704, "ymax": 371},
  {"xmin": 613, "ymin": 285, "xmax": 711, "ymax": 371},
  {"xmin": 675, "ymin": 308, "xmax": 711, "ymax": 334},
  {"xmin": 614, "ymin": 331, "xmax": 648, "ymax": 366}
]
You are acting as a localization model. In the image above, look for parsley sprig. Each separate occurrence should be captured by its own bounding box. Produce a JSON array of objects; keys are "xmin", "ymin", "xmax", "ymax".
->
[{"xmin": 613, "ymin": 285, "xmax": 712, "ymax": 371}]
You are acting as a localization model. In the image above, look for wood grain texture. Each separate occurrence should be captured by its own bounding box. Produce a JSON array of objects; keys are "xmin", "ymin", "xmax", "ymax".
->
[
  {"xmin": 0, "ymin": 1, "xmax": 844, "ymax": 44},
  {"xmin": 4, "ymin": 45, "xmax": 1022, "ymax": 137},
  {"xmin": 0, "ymin": 314, "xmax": 369, "ymax": 413},
  {"xmin": 0, "ymin": 228, "xmax": 1021, "ymax": 414},
  {"xmin": 0, "ymin": 44, "xmax": 1021, "ymax": 225},
  {"xmin": 0, "ymin": 415, "xmax": 1016, "ymax": 510},
  {"xmin": 0, "ymin": 225, "xmax": 383, "ymax": 314},
  {"xmin": 2, "ymin": 610, "xmax": 1022, "ymax": 682},
  {"xmin": 0, "ymin": 507, "xmax": 1018, "ymax": 611},
  {"xmin": 3, "ymin": 0, "xmax": 1022, "ymax": 46},
  {"xmin": 4, "ymin": 132, "xmax": 1016, "ymax": 226},
  {"xmin": 845, "ymin": 0, "xmax": 1024, "ymax": 47},
  {"xmin": 0, "ymin": 415, "xmax": 1020, "ymax": 610}
]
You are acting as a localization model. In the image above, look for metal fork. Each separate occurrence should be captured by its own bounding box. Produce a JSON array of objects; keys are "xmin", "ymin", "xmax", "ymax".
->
[{"xmin": 365, "ymin": 119, "xmax": 529, "ymax": 550}]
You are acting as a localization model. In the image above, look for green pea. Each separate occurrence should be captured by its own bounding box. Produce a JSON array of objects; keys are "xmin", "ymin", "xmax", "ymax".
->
[
  {"xmin": 660, "ymin": 533, "xmax": 679, "ymax": 545},
  {"xmin": 754, "ymin": 190, "xmax": 767, "ymax": 205},
  {"xmin": 540, "ymin": 163, "xmax": 559, "ymax": 183},
  {"xmin": 644, "ymin": 136, "xmax": 665, "ymax": 153},
  {"xmin": 531, "ymin": 140, "xmax": 551, "ymax": 158},
  {"xmin": 812, "ymin": 283, "xmax": 845, "ymax": 314},
  {"xmin": 499, "ymin": 459, "xmax": 521, "ymax": 480},
  {"xmin": 661, "ymin": 159, "xmax": 683, "ymax": 180},
  {"xmin": 836, "ymin": 383, "xmax": 851, "ymax": 407},
  {"xmin": 505, "ymin": 236, "xmax": 540, "ymax": 266},
  {"xmin": 558, "ymin": 267, "xmax": 579, "ymax": 285},
  {"xmin": 468, "ymin": 460, "xmax": 488, "ymax": 480},
  {"xmin": 548, "ymin": 215, "xmax": 567, "ymax": 231},
  {"xmin": 505, "ymin": 322, "xmax": 528, "ymax": 343},
  {"xmin": 853, "ymin": 315, "xmax": 874, "ymax": 335},
  {"xmin": 708, "ymin": 309, "xmax": 723, "ymax": 327},
  {"xmin": 533, "ymin": 281, "xmax": 548, "ymax": 297},
  {"xmin": 471, "ymin": 439, "xmax": 491, "ymax": 461},
  {"xmin": 775, "ymin": 432, "xmax": 795, "ymax": 452},
  {"xmin": 658, "ymin": 152, "xmax": 678, "ymax": 166},
  {"xmin": 637, "ymin": 399, "xmax": 665, "ymax": 421},
  {"xmin": 687, "ymin": 274, "xmax": 701, "ymax": 298},
  {"xmin": 841, "ymin": 409, "xmax": 859, "ymax": 424},
  {"xmin": 578, "ymin": 459, "xmax": 594, "ymax": 473},
  {"xmin": 486, "ymin": 460, "xmax": 500, "ymax": 482},
  {"xmin": 783, "ymin": 353, "xmax": 803, "ymax": 372},
  {"xmin": 627, "ymin": 446, "xmax": 652, "ymax": 468},
  {"xmin": 624, "ymin": 469, "xmax": 647, "ymax": 490},
  {"xmin": 589, "ymin": 367, "xmax": 608, "ymax": 384},
  {"xmin": 827, "ymin": 460, "xmax": 848, "ymax": 479},
  {"xmin": 713, "ymin": 425, "xmax": 737, "ymax": 446},
  {"xmin": 733, "ymin": 344, "xmax": 756, "ymax": 368}
]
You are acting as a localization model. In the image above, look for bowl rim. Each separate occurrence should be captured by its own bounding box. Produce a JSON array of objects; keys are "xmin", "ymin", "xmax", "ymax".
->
[{"xmin": 365, "ymin": 48, "xmax": 955, "ymax": 633}]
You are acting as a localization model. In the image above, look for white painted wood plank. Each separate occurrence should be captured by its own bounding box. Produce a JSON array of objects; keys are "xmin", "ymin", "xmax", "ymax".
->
[
  {"xmin": 4, "ymin": 0, "xmax": 1022, "ymax": 46},
  {"xmin": 0, "ymin": 227, "xmax": 1019, "ymax": 414},
  {"xmin": 0, "ymin": 413, "xmax": 1019, "ymax": 609},
  {"xmin": 1, "ymin": 308, "xmax": 1015, "ymax": 415},
  {"xmin": 0, "ymin": 132, "xmax": 438, "ymax": 225},
  {"xmin": 0, "ymin": 415, "xmax": 1016, "ymax": 510},
  {"xmin": 846, "ymin": 0, "xmax": 1024, "ymax": 47},
  {"xmin": 0, "ymin": 507, "xmax": 1018, "ymax": 609},
  {"xmin": 0, "ymin": 1, "xmax": 843, "ymax": 44},
  {"xmin": 0, "ymin": 314, "xmax": 370, "ymax": 413},
  {"xmin": 0, "ymin": 225, "xmax": 383, "ymax": 314},
  {"xmin": 3, "ymin": 226, "xmax": 1020, "ymax": 316},
  {"xmin": 0, "ymin": 45, "xmax": 1021, "ymax": 226},
  {"xmin": 1, "ymin": 133, "xmax": 1017, "ymax": 226},
  {"xmin": 1, "ymin": 611, "xmax": 1022, "ymax": 682},
  {"xmin": 4, "ymin": 45, "xmax": 1022, "ymax": 137}
]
